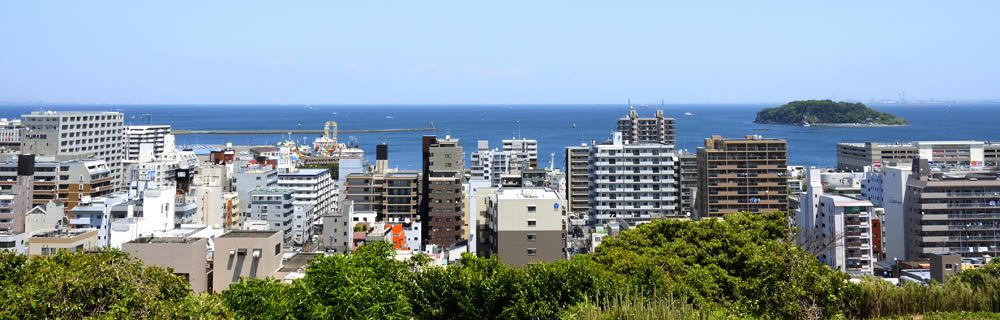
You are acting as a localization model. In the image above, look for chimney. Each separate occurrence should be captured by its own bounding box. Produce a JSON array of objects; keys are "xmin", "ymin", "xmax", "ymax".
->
[
  {"xmin": 11, "ymin": 154, "xmax": 35, "ymax": 233},
  {"xmin": 375, "ymin": 144, "xmax": 388, "ymax": 174}
]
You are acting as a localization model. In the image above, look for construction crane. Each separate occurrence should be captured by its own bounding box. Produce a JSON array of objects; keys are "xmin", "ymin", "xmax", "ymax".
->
[
  {"xmin": 312, "ymin": 121, "xmax": 339, "ymax": 157},
  {"xmin": 325, "ymin": 121, "xmax": 338, "ymax": 145}
]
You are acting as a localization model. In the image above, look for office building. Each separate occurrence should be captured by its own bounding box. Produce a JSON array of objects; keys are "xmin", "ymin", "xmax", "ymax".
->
[
  {"xmin": 212, "ymin": 230, "xmax": 283, "ymax": 292},
  {"xmin": 20, "ymin": 111, "xmax": 125, "ymax": 186},
  {"xmin": 617, "ymin": 109, "xmax": 676, "ymax": 145},
  {"xmin": 588, "ymin": 133, "xmax": 680, "ymax": 226},
  {"xmin": 797, "ymin": 168, "xmax": 875, "ymax": 276},
  {"xmin": 482, "ymin": 187, "xmax": 566, "ymax": 267},
  {"xmin": 420, "ymin": 135, "xmax": 465, "ymax": 249},
  {"xmin": 123, "ymin": 125, "xmax": 171, "ymax": 165},
  {"xmin": 696, "ymin": 135, "xmax": 788, "ymax": 219},
  {"xmin": 837, "ymin": 141, "xmax": 1000, "ymax": 172},
  {"xmin": 564, "ymin": 144, "xmax": 590, "ymax": 213},
  {"xmin": 904, "ymin": 159, "xmax": 1000, "ymax": 259}
]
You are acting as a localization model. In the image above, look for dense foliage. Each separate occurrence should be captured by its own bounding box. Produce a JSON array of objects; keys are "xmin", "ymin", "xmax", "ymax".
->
[
  {"xmin": 0, "ymin": 249, "xmax": 230, "ymax": 319},
  {"xmin": 5, "ymin": 212, "xmax": 1000, "ymax": 319},
  {"xmin": 755, "ymin": 100, "xmax": 908, "ymax": 125}
]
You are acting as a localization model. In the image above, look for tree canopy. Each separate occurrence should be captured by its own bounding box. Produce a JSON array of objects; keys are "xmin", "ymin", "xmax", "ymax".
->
[{"xmin": 755, "ymin": 100, "xmax": 908, "ymax": 125}]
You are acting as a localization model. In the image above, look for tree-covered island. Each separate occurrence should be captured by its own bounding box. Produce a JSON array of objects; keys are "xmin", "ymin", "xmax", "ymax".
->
[{"xmin": 755, "ymin": 100, "xmax": 908, "ymax": 126}]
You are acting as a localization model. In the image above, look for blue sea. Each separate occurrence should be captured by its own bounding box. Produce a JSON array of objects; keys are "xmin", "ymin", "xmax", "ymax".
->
[{"xmin": 3, "ymin": 104, "xmax": 999, "ymax": 171}]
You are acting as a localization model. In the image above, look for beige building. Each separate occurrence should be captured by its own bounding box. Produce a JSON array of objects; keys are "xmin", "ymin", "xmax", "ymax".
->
[
  {"xmin": 617, "ymin": 109, "xmax": 676, "ymax": 145},
  {"xmin": 483, "ymin": 188, "xmax": 566, "ymax": 267},
  {"xmin": 28, "ymin": 228, "xmax": 98, "ymax": 256},
  {"xmin": 696, "ymin": 135, "xmax": 788, "ymax": 219},
  {"xmin": 837, "ymin": 141, "xmax": 1000, "ymax": 172},
  {"xmin": 212, "ymin": 230, "xmax": 283, "ymax": 293},
  {"xmin": 122, "ymin": 237, "xmax": 211, "ymax": 293}
]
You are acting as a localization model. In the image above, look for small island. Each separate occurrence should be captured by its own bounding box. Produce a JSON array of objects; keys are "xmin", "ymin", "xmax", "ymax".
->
[{"xmin": 754, "ymin": 100, "xmax": 908, "ymax": 127}]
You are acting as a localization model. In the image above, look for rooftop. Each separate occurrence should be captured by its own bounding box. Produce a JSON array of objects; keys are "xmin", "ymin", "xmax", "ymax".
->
[
  {"xmin": 219, "ymin": 230, "xmax": 279, "ymax": 239},
  {"xmin": 825, "ymin": 194, "xmax": 874, "ymax": 207},
  {"xmin": 497, "ymin": 187, "xmax": 561, "ymax": 200},
  {"xmin": 31, "ymin": 228, "xmax": 96, "ymax": 238},
  {"xmin": 278, "ymin": 253, "xmax": 322, "ymax": 272},
  {"xmin": 127, "ymin": 237, "xmax": 202, "ymax": 244},
  {"xmin": 280, "ymin": 168, "xmax": 329, "ymax": 176}
]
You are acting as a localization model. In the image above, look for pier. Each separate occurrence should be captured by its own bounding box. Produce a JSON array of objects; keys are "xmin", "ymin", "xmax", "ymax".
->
[{"xmin": 172, "ymin": 128, "xmax": 436, "ymax": 135}]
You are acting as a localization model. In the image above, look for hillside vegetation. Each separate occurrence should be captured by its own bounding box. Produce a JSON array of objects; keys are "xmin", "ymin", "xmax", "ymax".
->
[
  {"xmin": 3, "ymin": 212, "xmax": 1000, "ymax": 319},
  {"xmin": 755, "ymin": 100, "xmax": 908, "ymax": 125}
]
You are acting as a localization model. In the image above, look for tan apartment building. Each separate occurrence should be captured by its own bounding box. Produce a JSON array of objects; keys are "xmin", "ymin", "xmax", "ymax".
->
[
  {"xmin": 123, "ymin": 237, "xmax": 211, "ymax": 293},
  {"xmin": 564, "ymin": 145, "xmax": 590, "ymax": 214},
  {"xmin": 838, "ymin": 140, "xmax": 1000, "ymax": 172},
  {"xmin": 483, "ymin": 188, "xmax": 566, "ymax": 267},
  {"xmin": 28, "ymin": 228, "xmax": 98, "ymax": 256},
  {"xmin": 344, "ymin": 172, "xmax": 420, "ymax": 224},
  {"xmin": 696, "ymin": 135, "xmax": 788, "ymax": 219}
]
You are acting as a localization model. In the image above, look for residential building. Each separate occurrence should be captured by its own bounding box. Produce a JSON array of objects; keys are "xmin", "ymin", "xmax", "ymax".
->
[
  {"xmin": 675, "ymin": 151, "xmax": 698, "ymax": 217},
  {"xmin": 28, "ymin": 228, "xmax": 98, "ymax": 256},
  {"xmin": 123, "ymin": 125, "xmax": 171, "ymax": 165},
  {"xmin": 212, "ymin": 230, "xmax": 283, "ymax": 293},
  {"xmin": 20, "ymin": 111, "xmax": 125, "ymax": 186},
  {"xmin": 344, "ymin": 172, "xmax": 421, "ymax": 224},
  {"xmin": 321, "ymin": 199, "xmax": 355, "ymax": 253},
  {"xmin": 838, "ymin": 140, "xmax": 1000, "ymax": 172},
  {"xmin": 797, "ymin": 169, "xmax": 875, "ymax": 276},
  {"xmin": 470, "ymin": 141, "xmax": 513, "ymax": 186},
  {"xmin": 279, "ymin": 168, "xmax": 334, "ymax": 239},
  {"xmin": 420, "ymin": 135, "xmax": 465, "ymax": 249},
  {"xmin": 122, "ymin": 237, "xmax": 210, "ymax": 293},
  {"xmin": 232, "ymin": 167, "xmax": 278, "ymax": 213},
  {"xmin": 0, "ymin": 157, "xmax": 115, "ymax": 214},
  {"xmin": 904, "ymin": 159, "xmax": 1000, "ymax": 259},
  {"xmin": 564, "ymin": 144, "xmax": 590, "ymax": 213},
  {"xmin": 861, "ymin": 164, "xmax": 912, "ymax": 262},
  {"xmin": 502, "ymin": 138, "xmax": 538, "ymax": 169},
  {"xmin": 482, "ymin": 187, "xmax": 566, "ymax": 267},
  {"xmin": 247, "ymin": 188, "xmax": 296, "ymax": 246},
  {"xmin": 696, "ymin": 135, "xmax": 788, "ymax": 219},
  {"xmin": 617, "ymin": 109, "xmax": 676, "ymax": 145},
  {"xmin": 588, "ymin": 133, "xmax": 680, "ymax": 226}
]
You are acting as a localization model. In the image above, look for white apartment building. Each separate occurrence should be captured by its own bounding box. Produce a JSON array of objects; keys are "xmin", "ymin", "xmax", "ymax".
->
[
  {"xmin": 588, "ymin": 133, "xmax": 679, "ymax": 226},
  {"xmin": 502, "ymin": 138, "xmax": 538, "ymax": 169},
  {"xmin": 482, "ymin": 187, "xmax": 566, "ymax": 267},
  {"xmin": 861, "ymin": 165, "xmax": 911, "ymax": 262},
  {"xmin": 470, "ymin": 140, "xmax": 513, "ymax": 187},
  {"xmin": 124, "ymin": 125, "xmax": 171, "ymax": 165},
  {"xmin": 798, "ymin": 169, "xmax": 875, "ymax": 276},
  {"xmin": 20, "ymin": 111, "xmax": 125, "ymax": 187},
  {"xmin": 279, "ymin": 168, "xmax": 334, "ymax": 240}
]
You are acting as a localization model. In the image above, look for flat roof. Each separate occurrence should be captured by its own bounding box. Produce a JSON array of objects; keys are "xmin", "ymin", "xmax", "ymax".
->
[
  {"xmin": 278, "ymin": 253, "xmax": 322, "ymax": 272},
  {"xmin": 127, "ymin": 237, "xmax": 202, "ymax": 244},
  {"xmin": 281, "ymin": 168, "xmax": 328, "ymax": 176},
  {"xmin": 497, "ymin": 187, "xmax": 561, "ymax": 200},
  {"xmin": 219, "ymin": 230, "xmax": 279, "ymax": 238},
  {"xmin": 825, "ymin": 194, "xmax": 873, "ymax": 207}
]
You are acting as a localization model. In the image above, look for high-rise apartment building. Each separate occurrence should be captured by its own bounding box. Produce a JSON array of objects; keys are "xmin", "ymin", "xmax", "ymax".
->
[
  {"xmin": 502, "ymin": 138, "xmax": 538, "ymax": 169},
  {"xmin": 344, "ymin": 172, "xmax": 421, "ymax": 224},
  {"xmin": 20, "ymin": 111, "xmax": 125, "ymax": 186},
  {"xmin": 696, "ymin": 135, "xmax": 788, "ymax": 219},
  {"xmin": 617, "ymin": 109, "xmax": 676, "ymax": 145},
  {"xmin": 861, "ymin": 164, "xmax": 912, "ymax": 262},
  {"xmin": 904, "ymin": 159, "xmax": 1000, "ymax": 259},
  {"xmin": 420, "ymin": 136, "xmax": 465, "ymax": 249},
  {"xmin": 247, "ymin": 188, "xmax": 297, "ymax": 246},
  {"xmin": 123, "ymin": 125, "xmax": 171, "ymax": 165},
  {"xmin": 0, "ymin": 157, "xmax": 114, "ymax": 214},
  {"xmin": 797, "ymin": 168, "xmax": 875, "ymax": 276},
  {"xmin": 588, "ymin": 133, "xmax": 679, "ymax": 226},
  {"xmin": 482, "ymin": 187, "xmax": 566, "ymax": 267},
  {"xmin": 278, "ymin": 168, "xmax": 334, "ymax": 238},
  {"xmin": 564, "ymin": 145, "xmax": 590, "ymax": 214},
  {"xmin": 233, "ymin": 168, "xmax": 278, "ymax": 213},
  {"xmin": 675, "ymin": 152, "xmax": 698, "ymax": 217},
  {"xmin": 837, "ymin": 141, "xmax": 1000, "ymax": 172},
  {"xmin": 470, "ymin": 140, "xmax": 512, "ymax": 186}
]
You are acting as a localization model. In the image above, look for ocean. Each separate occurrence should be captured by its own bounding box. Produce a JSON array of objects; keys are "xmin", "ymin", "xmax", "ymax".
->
[{"xmin": 3, "ymin": 104, "xmax": 999, "ymax": 171}]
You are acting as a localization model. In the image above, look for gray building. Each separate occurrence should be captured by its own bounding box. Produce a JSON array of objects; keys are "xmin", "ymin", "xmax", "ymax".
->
[
  {"xmin": 212, "ymin": 230, "xmax": 283, "ymax": 293},
  {"xmin": 675, "ymin": 152, "xmax": 698, "ymax": 217},
  {"xmin": 122, "ymin": 236, "xmax": 210, "ymax": 293},
  {"xmin": 248, "ymin": 188, "xmax": 296, "ymax": 246},
  {"xmin": 233, "ymin": 168, "xmax": 278, "ymax": 213},
  {"xmin": 904, "ymin": 159, "xmax": 1000, "ymax": 259},
  {"xmin": 617, "ymin": 109, "xmax": 676, "ymax": 145},
  {"xmin": 20, "ymin": 111, "xmax": 125, "ymax": 187}
]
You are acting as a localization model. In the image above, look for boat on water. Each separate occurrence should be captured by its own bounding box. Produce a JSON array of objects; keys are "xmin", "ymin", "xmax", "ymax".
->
[
  {"xmin": 639, "ymin": 104, "xmax": 650, "ymax": 109},
  {"xmin": 801, "ymin": 122, "xmax": 811, "ymax": 127},
  {"xmin": 683, "ymin": 112, "xmax": 694, "ymax": 116}
]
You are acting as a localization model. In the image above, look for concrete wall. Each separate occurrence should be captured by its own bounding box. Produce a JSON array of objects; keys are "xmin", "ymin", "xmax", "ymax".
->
[
  {"xmin": 212, "ymin": 231, "xmax": 283, "ymax": 293},
  {"xmin": 122, "ymin": 238, "xmax": 210, "ymax": 293}
]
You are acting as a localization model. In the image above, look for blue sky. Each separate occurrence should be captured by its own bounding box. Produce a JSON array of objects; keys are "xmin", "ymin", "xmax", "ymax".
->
[{"xmin": 1, "ymin": 1, "xmax": 997, "ymax": 104}]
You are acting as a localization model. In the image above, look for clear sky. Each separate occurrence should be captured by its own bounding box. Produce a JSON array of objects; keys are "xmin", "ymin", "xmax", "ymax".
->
[{"xmin": 1, "ymin": 1, "xmax": 998, "ymax": 105}]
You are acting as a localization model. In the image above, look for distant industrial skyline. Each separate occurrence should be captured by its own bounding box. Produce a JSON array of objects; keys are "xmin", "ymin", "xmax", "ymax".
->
[{"xmin": 2, "ymin": 1, "xmax": 999, "ymax": 105}]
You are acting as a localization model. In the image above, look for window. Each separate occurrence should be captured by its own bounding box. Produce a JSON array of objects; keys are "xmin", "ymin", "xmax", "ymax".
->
[
  {"xmin": 945, "ymin": 264, "xmax": 954, "ymax": 270},
  {"xmin": 527, "ymin": 220, "xmax": 537, "ymax": 227},
  {"xmin": 527, "ymin": 234, "xmax": 537, "ymax": 241},
  {"xmin": 275, "ymin": 244, "xmax": 281, "ymax": 255},
  {"xmin": 527, "ymin": 205, "xmax": 536, "ymax": 212},
  {"xmin": 527, "ymin": 248, "xmax": 537, "ymax": 256}
]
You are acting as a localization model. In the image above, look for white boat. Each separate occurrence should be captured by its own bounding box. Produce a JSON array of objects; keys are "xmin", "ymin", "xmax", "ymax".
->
[
  {"xmin": 683, "ymin": 112, "xmax": 694, "ymax": 116},
  {"xmin": 802, "ymin": 122, "xmax": 811, "ymax": 127}
]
